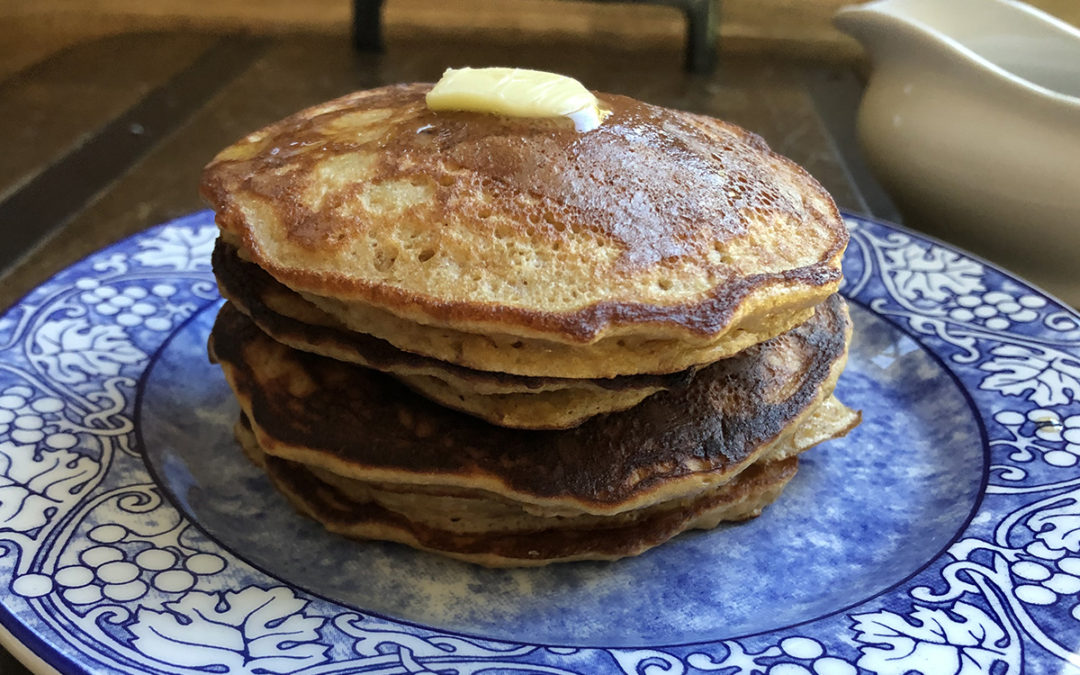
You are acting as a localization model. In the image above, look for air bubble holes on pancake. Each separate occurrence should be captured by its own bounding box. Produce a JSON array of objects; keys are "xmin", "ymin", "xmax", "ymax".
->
[
  {"xmin": 709, "ymin": 240, "xmax": 737, "ymax": 267},
  {"xmin": 543, "ymin": 212, "xmax": 566, "ymax": 233},
  {"xmin": 742, "ymin": 210, "xmax": 805, "ymax": 270},
  {"xmin": 709, "ymin": 145, "xmax": 738, "ymax": 162},
  {"xmin": 369, "ymin": 241, "xmax": 400, "ymax": 274}
]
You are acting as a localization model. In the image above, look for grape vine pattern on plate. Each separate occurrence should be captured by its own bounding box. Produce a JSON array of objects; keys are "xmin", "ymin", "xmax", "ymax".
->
[{"xmin": 0, "ymin": 211, "xmax": 1078, "ymax": 674}]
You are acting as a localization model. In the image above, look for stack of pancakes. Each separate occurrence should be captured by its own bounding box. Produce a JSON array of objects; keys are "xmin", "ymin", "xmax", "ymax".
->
[{"xmin": 201, "ymin": 83, "xmax": 859, "ymax": 566}]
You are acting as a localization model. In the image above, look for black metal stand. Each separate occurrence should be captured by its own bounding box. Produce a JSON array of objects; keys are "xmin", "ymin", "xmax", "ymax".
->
[
  {"xmin": 352, "ymin": 0, "xmax": 385, "ymax": 52},
  {"xmin": 677, "ymin": 0, "xmax": 718, "ymax": 73},
  {"xmin": 351, "ymin": 0, "xmax": 718, "ymax": 73}
]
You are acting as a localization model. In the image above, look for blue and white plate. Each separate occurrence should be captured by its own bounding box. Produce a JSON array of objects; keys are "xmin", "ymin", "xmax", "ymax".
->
[{"xmin": 1, "ymin": 211, "xmax": 1079, "ymax": 674}]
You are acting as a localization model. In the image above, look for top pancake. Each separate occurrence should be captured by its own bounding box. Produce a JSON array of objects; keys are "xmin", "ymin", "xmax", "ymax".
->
[{"xmin": 201, "ymin": 83, "xmax": 847, "ymax": 349}]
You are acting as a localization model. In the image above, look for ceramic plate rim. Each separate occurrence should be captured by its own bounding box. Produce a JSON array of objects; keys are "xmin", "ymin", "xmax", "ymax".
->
[{"xmin": 1, "ymin": 209, "xmax": 1078, "ymax": 674}]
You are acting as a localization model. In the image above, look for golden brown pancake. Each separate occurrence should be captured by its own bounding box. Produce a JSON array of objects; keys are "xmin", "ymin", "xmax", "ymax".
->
[
  {"xmin": 213, "ymin": 240, "xmax": 693, "ymax": 428},
  {"xmin": 208, "ymin": 294, "xmax": 858, "ymax": 517},
  {"xmin": 202, "ymin": 84, "xmax": 847, "ymax": 378}
]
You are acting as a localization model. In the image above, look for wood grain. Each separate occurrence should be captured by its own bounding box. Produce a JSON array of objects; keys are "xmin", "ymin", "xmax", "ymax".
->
[
  {"xmin": 2, "ymin": 0, "xmax": 856, "ymax": 80},
  {"xmin": 0, "ymin": 33, "xmax": 217, "ymax": 200}
]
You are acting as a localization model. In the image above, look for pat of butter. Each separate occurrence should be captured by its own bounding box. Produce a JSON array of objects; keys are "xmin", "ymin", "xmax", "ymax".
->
[{"xmin": 426, "ymin": 67, "xmax": 607, "ymax": 132}]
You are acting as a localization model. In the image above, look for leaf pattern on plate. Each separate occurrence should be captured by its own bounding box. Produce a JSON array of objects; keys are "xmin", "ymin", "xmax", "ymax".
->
[
  {"xmin": 0, "ymin": 442, "xmax": 96, "ymax": 533},
  {"xmin": 852, "ymin": 603, "xmax": 1010, "ymax": 675},
  {"xmin": 30, "ymin": 319, "xmax": 145, "ymax": 386},
  {"xmin": 131, "ymin": 225, "xmax": 216, "ymax": 272},
  {"xmin": 979, "ymin": 344, "xmax": 1080, "ymax": 407},
  {"xmin": 129, "ymin": 586, "xmax": 329, "ymax": 673},
  {"xmin": 883, "ymin": 244, "xmax": 985, "ymax": 305}
]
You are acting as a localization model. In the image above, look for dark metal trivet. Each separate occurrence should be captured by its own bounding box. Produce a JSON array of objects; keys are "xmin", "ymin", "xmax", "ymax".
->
[{"xmin": 352, "ymin": 0, "xmax": 718, "ymax": 73}]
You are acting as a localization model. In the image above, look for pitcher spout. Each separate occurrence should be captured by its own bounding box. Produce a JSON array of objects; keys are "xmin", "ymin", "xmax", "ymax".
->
[
  {"xmin": 833, "ymin": 0, "xmax": 1080, "ymax": 307},
  {"xmin": 836, "ymin": 0, "xmax": 1080, "ymax": 102}
]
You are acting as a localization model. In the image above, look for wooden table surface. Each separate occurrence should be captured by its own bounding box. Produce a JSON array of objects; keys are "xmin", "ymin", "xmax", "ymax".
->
[{"xmin": 0, "ymin": 30, "xmax": 896, "ymax": 674}]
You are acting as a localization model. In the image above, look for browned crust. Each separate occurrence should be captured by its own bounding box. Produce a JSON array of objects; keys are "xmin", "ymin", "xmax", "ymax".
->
[
  {"xmin": 213, "ymin": 239, "xmax": 696, "ymax": 393},
  {"xmin": 201, "ymin": 83, "xmax": 847, "ymax": 342},
  {"xmin": 261, "ymin": 451, "xmax": 797, "ymax": 566},
  {"xmin": 208, "ymin": 294, "xmax": 854, "ymax": 510},
  {"xmin": 243, "ymin": 248, "xmax": 842, "ymax": 342}
]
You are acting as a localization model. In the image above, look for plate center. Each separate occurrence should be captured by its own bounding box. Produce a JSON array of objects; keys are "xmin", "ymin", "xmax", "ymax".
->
[{"xmin": 140, "ymin": 301, "xmax": 984, "ymax": 647}]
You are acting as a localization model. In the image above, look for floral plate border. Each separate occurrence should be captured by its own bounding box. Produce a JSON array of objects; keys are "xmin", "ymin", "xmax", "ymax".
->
[{"xmin": 1, "ymin": 210, "xmax": 1079, "ymax": 674}]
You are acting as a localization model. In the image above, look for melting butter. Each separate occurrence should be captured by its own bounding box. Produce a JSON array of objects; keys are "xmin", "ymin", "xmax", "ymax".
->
[{"xmin": 426, "ymin": 67, "xmax": 608, "ymax": 132}]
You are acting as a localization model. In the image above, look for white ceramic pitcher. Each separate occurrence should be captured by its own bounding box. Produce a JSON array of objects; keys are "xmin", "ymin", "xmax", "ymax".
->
[{"xmin": 835, "ymin": 0, "xmax": 1080, "ymax": 306}]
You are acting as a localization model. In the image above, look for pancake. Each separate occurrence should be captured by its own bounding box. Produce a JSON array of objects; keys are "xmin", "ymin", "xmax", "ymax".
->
[
  {"xmin": 203, "ymin": 75, "xmax": 860, "ymax": 565},
  {"xmin": 290, "ymin": 282, "xmax": 817, "ymax": 379},
  {"xmin": 202, "ymin": 83, "xmax": 847, "ymax": 378},
  {"xmin": 213, "ymin": 240, "xmax": 693, "ymax": 428},
  {"xmin": 208, "ymin": 293, "xmax": 858, "ymax": 516},
  {"xmin": 239, "ymin": 392, "xmax": 853, "ymax": 529},
  {"xmin": 234, "ymin": 414, "xmax": 802, "ymax": 566}
]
